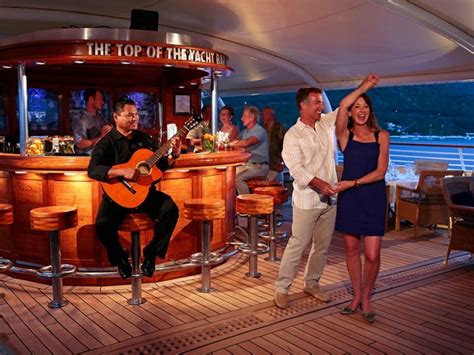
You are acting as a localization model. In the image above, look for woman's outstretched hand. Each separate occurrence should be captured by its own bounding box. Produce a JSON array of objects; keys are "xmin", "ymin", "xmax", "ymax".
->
[{"xmin": 360, "ymin": 73, "xmax": 379, "ymax": 91}]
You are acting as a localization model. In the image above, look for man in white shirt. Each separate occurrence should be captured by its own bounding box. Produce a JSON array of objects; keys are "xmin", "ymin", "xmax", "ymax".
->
[{"xmin": 274, "ymin": 88, "xmax": 339, "ymax": 309}]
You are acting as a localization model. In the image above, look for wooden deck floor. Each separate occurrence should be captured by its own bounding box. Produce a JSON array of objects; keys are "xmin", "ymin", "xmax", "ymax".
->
[{"xmin": 1, "ymin": 213, "xmax": 473, "ymax": 354}]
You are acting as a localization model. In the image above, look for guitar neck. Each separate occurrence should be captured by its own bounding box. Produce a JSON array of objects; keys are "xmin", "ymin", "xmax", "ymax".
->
[{"xmin": 146, "ymin": 126, "xmax": 190, "ymax": 167}]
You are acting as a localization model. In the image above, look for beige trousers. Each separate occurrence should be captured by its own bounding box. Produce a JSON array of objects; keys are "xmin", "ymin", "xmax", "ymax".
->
[{"xmin": 275, "ymin": 203, "xmax": 336, "ymax": 294}]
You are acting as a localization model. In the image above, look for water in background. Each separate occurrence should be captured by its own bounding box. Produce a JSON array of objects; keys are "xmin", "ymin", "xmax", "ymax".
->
[{"xmin": 209, "ymin": 81, "xmax": 474, "ymax": 170}]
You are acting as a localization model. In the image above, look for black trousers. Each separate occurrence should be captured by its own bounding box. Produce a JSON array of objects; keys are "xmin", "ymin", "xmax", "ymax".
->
[{"xmin": 95, "ymin": 188, "xmax": 179, "ymax": 266}]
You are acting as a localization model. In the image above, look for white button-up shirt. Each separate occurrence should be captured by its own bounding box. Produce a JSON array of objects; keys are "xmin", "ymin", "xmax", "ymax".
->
[{"xmin": 282, "ymin": 110, "xmax": 338, "ymax": 209}]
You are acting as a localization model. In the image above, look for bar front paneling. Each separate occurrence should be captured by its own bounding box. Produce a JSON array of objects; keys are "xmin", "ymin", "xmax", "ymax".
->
[{"xmin": 0, "ymin": 151, "xmax": 249, "ymax": 285}]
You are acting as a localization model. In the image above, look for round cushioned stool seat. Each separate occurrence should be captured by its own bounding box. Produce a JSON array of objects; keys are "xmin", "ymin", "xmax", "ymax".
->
[
  {"xmin": 119, "ymin": 213, "xmax": 154, "ymax": 232},
  {"xmin": 30, "ymin": 206, "xmax": 78, "ymax": 231},
  {"xmin": 253, "ymin": 186, "xmax": 289, "ymax": 205},
  {"xmin": 246, "ymin": 179, "xmax": 282, "ymax": 192},
  {"xmin": 0, "ymin": 204, "xmax": 13, "ymax": 225},
  {"xmin": 236, "ymin": 194, "xmax": 273, "ymax": 215},
  {"xmin": 184, "ymin": 198, "xmax": 225, "ymax": 221}
]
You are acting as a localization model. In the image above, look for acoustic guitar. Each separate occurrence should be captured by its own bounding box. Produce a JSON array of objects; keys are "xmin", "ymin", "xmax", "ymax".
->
[{"xmin": 101, "ymin": 114, "xmax": 202, "ymax": 208}]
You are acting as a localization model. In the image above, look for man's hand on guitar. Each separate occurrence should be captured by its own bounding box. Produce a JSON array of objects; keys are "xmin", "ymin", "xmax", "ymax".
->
[{"xmin": 121, "ymin": 168, "xmax": 140, "ymax": 181}]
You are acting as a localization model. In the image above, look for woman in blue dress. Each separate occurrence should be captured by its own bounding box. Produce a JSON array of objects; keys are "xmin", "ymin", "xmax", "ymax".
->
[{"xmin": 335, "ymin": 74, "xmax": 389, "ymax": 323}]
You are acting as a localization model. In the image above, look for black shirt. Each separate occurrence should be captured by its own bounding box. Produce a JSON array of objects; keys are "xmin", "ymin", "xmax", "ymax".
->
[{"xmin": 88, "ymin": 126, "xmax": 170, "ymax": 182}]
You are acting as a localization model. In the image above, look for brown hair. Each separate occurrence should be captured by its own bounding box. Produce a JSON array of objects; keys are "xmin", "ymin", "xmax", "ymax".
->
[
  {"xmin": 220, "ymin": 105, "xmax": 234, "ymax": 117},
  {"xmin": 348, "ymin": 93, "xmax": 380, "ymax": 131},
  {"xmin": 296, "ymin": 87, "xmax": 322, "ymax": 110}
]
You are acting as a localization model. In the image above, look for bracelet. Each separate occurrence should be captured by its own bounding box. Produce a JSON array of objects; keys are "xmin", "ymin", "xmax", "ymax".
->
[{"xmin": 354, "ymin": 179, "xmax": 360, "ymax": 187}]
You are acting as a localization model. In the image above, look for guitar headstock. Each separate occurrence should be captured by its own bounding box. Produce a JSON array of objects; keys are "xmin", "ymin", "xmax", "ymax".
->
[{"xmin": 184, "ymin": 113, "xmax": 203, "ymax": 132}]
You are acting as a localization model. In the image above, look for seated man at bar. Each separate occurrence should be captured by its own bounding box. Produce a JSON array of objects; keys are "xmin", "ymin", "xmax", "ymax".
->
[
  {"xmin": 230, "ymin": 105, "xmax": 270, "ymax": 194},
  {"xmin": 88, "ymin": 98, "xmax": 181, "ymax": 279},
  {"xmin": 262, "ymin": 107, "xmax": 286, "ymax": 182},
  {"xmin": 72, "ymin": 88, "xmax": 112, "ymax": 155},
  {"xmin": 186, "ymin": 104, "xmax": 211, "ymax": 151}
]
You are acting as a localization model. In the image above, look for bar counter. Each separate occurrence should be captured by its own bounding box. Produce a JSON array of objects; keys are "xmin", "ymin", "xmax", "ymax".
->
[{"xmin": 0, "ymin": 150, "xmax": 250, "ymax": 285}]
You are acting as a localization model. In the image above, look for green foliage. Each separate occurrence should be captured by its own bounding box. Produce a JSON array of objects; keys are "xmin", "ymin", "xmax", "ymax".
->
[{"xmin": 212, "ymin": 82, "xmax": 474, "ymax": 135}]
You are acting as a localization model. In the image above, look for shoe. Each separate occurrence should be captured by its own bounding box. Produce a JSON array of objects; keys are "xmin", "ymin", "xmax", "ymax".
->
[
  {"xmin": 116, "ymin": 257, "xmax": 132, "ymax": 279},
  {"xmin": 141, "ymin": 256, "xmax": 156, "ymax": 277},
  {"xmin": 304, "ymin": 284, "xmax": 331, "ymax": 303},
  {"xmin": 340, "ymin": 303, "xmax": 361, "ymax": 315},
  {"xmin": 274, "ymin": 292, "xmax": 288, "ymax": 309},
  {"xmin": 363, "ymin": 311, "xmax": 376, "ymax": 324}
]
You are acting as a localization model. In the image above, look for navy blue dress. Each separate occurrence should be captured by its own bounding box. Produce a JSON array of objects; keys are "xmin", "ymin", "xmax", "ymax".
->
[{"xmin": 336, "ymin": 131, "xmax": 386, "ymax": 236}]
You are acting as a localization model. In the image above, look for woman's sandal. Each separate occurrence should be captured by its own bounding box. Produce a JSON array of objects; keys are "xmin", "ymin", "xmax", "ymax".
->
[
  {"xmin": 362, "ymin": 311, "xmax": 376, "ymax": 324},
  {"xmin": 340, "ymin": 303, "xmax": 361, "ymax": 315}
]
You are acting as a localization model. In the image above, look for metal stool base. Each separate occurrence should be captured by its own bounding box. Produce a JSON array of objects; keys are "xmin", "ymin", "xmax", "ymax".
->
[
  {"xmin": 197, "ymin": 287, "xmax": 215, "ymax": 293},
  {"xmin": 265, "ymin": 255, "xmax": 281, "ymax": 262},
  {"xmin": 128, "ymin": 297, "xmax": 147, "ymax": 305},
  {"xmin": 245, "ymin": 271, "xmax": 261, "ymax": 278},
  {"xmin": 48, "ymin": 299, "xmax": 69, "ymax": 308}
]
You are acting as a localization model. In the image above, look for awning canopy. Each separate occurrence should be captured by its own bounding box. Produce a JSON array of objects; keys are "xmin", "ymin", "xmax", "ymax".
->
[{"xmin": 0, "ymin": 0, "xmax": 472, "ymax": 95}]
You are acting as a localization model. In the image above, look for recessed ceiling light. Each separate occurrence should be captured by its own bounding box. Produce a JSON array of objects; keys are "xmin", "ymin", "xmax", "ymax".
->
[
  {"xmin": 2, "ymin": 65, "xmax": 12, "ymax": 69},
  {"xmin": 120, "ymin": 61, "xmax": 131, "ymax": 65},
  {"xmin": 164, "ymin": 64, "xmax": 174, "ymax": 67},
  {"xmin": 190, "ymin": 82, "xmax": 198, "ymax": 85},
  {"xmin": 74, "ymin": 60, "xmax": 85, "ymax": 64},
  {"xmin": 178, "ymin": 86, "xmax": 185, "ymax": 89},
  {"xmin": 35, "ymin": 61, "xmax": 46, "ymax": 65},
  {"xmin": 197, "ymin": 67, "xmax": 206, "ymax": 70}
]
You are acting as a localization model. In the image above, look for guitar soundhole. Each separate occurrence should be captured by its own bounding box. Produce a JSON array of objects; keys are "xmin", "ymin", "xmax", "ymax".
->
[{"xmin": 136, "ymin": 162, "xmax": 151, "ymax": 176}]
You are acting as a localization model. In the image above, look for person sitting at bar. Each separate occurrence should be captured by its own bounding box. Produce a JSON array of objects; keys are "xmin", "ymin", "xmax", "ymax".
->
[
  {"xmin": 219, "ymin": 105, "xmax": 239, "ymax": 141},
  {"xmin": 72, "ymin": 88, "xmax": 112, "ymax": 155},
  {"xmin": 262, "ymin": 107, "xmax": 286, "ymax": 182},
  {"xmin": 230, "ymin": 105, "xmax": 269, "ymax": 194},
  {"xmin": 88, "ymin": 98, "xmax": 180, "ymax": 279},
  {"xmin": 186, "ymin": 105, "xmax": 211, "ymax": 151}
]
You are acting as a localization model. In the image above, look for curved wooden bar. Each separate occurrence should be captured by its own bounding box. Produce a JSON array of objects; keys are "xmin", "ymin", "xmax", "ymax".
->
[{"xmin": 0, "ymin": 150, "xmax": 250, "ymax": 285}]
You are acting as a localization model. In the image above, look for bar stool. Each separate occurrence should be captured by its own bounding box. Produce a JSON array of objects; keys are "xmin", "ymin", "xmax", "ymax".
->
[
  {"xmin": 245, "ymin": 179, "xmax": 283, "ymax": 228},
  {"xmin": 118, "ymin": 213, "xmax": 154, "ymax": 305},
  {"xmin": 236, "ymin": 194, "xmax": 273, "ymax": 278},
  {"xmin": 30, "ymin": 206, "xmax": 77, "ymax": 308},
  {"xmin": 0, "ymin": 204, "xmax": 13, "ymax": 299},
  {"xmin": 246, "ymin": 179, "xmax": 282, "ymax": 193},
  {"xmin": 254, "ymin": 186, "xmax": 289, "ymax": 262},
  {"xmin": 183, "ymin": 198, "xmax": 225, "ymax": 293}
]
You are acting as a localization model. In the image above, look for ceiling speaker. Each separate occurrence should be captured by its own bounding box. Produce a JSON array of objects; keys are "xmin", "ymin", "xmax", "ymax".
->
[{"xmin": 130, "ymin": 9, "xmax": 159, "ymax": 31}]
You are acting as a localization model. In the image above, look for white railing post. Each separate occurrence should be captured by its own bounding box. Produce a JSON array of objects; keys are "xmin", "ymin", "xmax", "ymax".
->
[{"xmin": 457, "ymin": 147, "xmax": 466, "ymax": 171}]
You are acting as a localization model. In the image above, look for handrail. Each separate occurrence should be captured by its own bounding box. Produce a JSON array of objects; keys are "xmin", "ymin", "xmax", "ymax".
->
[
  {"xmin": 336, "ymin": 141, "xmax": 474, "ymax": 171},
  {"xmin": 391, "ymin": 142, "xmax": 474, "ymax": 149}
]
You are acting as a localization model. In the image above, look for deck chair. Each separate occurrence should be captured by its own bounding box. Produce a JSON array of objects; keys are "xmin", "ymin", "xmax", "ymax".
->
[
  {"xmin": 441, "ymin": 176, "xmax": 474, "ymax": 266},
  {"xmin": 395, "ymin": 170, "xmax": 464, "ymax": 236},
  {"xmin": 414, "ymin": 160, "xmax": 449, "ymax": 175}
]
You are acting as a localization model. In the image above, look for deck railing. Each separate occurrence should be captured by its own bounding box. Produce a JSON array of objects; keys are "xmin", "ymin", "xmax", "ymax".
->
[{"xmin": 336, "ymin": 142, "xmax": 474, "ymax": 171}]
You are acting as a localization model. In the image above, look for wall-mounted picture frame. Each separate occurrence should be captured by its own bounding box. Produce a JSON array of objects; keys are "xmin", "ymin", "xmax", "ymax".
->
[{"xmin": 174, "ymin": 93, "xmax": 191, "ymax": 115}]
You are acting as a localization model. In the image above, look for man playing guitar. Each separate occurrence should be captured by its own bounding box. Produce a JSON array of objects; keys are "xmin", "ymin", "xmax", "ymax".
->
[{"xmin": 88, "ymin": 98, "xmax": 181, "ymax": 279}]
